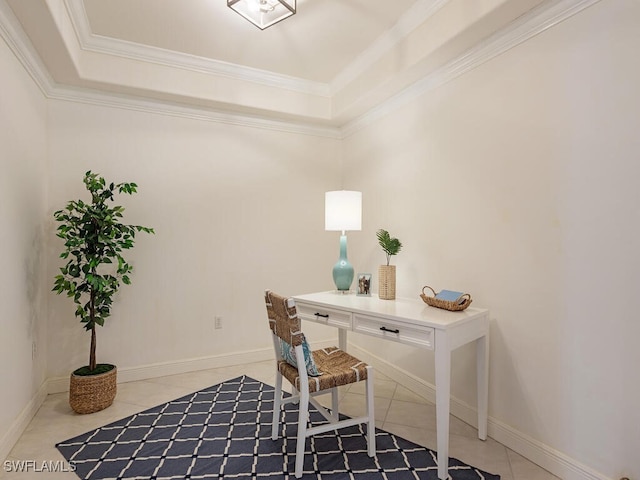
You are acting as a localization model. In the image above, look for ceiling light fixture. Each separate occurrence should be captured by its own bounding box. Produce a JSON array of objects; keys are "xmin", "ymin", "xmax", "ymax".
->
[{"xmin": 227, "ymin": 0, "xmax": 296, "ymax": 30}]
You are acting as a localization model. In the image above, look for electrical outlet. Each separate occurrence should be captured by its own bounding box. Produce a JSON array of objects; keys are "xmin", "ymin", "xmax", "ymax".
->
[
  {"xmin": 214, "ymin": 316, "xmax": 222, "ymax": 329},
  {"xmin": 32, "ymin": 341, "xmax": 37, "ymax": 360}
]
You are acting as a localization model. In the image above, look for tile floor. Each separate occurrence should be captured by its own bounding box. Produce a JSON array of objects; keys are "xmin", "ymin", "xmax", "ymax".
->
[{"xmin": 1, "ymin": 360, "xmax": 559, "ymax": 479}]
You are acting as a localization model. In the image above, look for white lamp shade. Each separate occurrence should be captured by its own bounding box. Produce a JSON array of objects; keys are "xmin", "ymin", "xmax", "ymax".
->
[{"xmin": 325, "ymin": 191, "xmax": 362, "ymax": 232}]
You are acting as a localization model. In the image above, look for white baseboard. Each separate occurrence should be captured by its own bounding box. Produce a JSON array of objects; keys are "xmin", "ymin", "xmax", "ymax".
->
[
  {"xmin": 488, "ymin": 416, "xmax": 610, "ymax": 480},
  {"xmin": 347, "ymin": 343, "xmax": 610, "ymax": 480},
  {"xmin": 46, "ymin": 339, "xmax": 339, "ymax": 394},
  {"xmin": 0, "ymin": 381, "xmax": 48, "ymax": 463},
  {"xmin": 47, "ymin": 347, "xmax": 276, "ymax": 394}
]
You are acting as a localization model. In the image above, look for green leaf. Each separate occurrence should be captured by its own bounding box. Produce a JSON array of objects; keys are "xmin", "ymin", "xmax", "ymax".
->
[
  {"xmin": 376, "ymin": 229, "xmax": 403, "ymax": 265},
  {"xmin": 52, "ymin": 171, "xmax": 154, "ymax": 344}
]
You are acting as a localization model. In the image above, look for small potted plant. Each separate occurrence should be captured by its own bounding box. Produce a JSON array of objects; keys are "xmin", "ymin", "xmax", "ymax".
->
[
  {"xmin": 52, "ymin": 171, "xmax": 154, "ymax": 414},
  {"xmin": 376, "ymin": 229, "xmax": 402, "ymax": 300}
]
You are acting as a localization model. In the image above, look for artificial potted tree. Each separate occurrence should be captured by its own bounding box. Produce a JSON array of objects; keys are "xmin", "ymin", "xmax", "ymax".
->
[
  {"xmin": 376, "ymin": 229, "xmax": 402, "ymax": 300},
  {"xmin": 53, "ymin": 171, "xmax": 154, "ymax": 414}
]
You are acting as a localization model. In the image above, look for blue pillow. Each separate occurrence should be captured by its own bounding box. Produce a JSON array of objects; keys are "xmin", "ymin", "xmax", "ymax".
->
[{"xmin": 280, "ymin": 337, "xmax": 321, "ymax": 377}]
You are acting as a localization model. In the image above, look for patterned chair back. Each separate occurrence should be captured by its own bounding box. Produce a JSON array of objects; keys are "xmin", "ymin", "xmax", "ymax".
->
[{"xmin": 264, "ymin": 290, "xmax": 304, "ymax": 347}]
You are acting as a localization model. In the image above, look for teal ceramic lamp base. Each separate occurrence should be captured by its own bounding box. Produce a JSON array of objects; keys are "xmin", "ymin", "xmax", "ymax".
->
[{"xmin": 332, "ymin": 234, "xmax": 354, "ymax": 291}]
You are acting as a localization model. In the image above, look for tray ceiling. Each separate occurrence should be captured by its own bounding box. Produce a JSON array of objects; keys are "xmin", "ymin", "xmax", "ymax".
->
[{"xmin": 3, "ymin": 0, "xmax": 587, "ymax": 127}]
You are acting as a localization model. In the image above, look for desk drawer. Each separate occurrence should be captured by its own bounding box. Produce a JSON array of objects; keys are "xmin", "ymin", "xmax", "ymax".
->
[
  {"xmin": 353, "ymin": 313, "xmax": 434, "ymax": 350},
  {"xmin": 296, "ymin": 302, "xmax": 352, "ymax": 329}
]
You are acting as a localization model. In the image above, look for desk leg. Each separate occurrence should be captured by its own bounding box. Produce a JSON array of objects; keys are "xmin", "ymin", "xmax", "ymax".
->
[
  {"xmin": 338, "ymin": 328, "xmax": 347, "ymax": 351},
  {"xmin": 477, "ymin": 333, "xmax": 489, "ymax": 440},
  {"xmin": 435, "ymin": 331, "xmax": 450, "ymax": 480}
]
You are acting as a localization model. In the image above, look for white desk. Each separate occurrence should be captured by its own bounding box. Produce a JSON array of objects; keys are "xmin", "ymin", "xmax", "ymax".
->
[{"xmin": 292, "ymin": 291, "xmax": 490, "ymax": 480}]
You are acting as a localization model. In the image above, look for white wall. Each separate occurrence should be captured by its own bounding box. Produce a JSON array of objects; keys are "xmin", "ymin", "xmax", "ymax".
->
[
  {"xmin": 3, "ymin": 1, "xmax": 638, "ymax": 478},
  {"xmin": 0, "ymin": 35, "xmax": 48, "ymax": 458},
  {"xmin": 343, "ymin": 1, "xmax": 640, "ymax": 479},
  {"xmin": 45, "ymin": 100, "xmax": 343, "ymax": 379}
]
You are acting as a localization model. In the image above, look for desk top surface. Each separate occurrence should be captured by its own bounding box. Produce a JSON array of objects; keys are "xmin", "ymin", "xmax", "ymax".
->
[{"xmin": 292, "ymin": 291, "xmax": 488, "ymax": 329}]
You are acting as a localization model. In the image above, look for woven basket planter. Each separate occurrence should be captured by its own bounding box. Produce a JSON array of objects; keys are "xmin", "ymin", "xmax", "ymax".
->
[
  {"xmin": 378, "ymin": 265, "xmax": 396, "ymax": 300},
  {"xmin": 69, "ymin": 365, "xmax": 117, "ymax": 414}
]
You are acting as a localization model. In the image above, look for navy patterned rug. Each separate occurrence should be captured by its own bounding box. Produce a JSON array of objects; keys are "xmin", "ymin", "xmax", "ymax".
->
[{"xmin": 56, "ymin": 375, "xmax": 499, "ymax": 479}]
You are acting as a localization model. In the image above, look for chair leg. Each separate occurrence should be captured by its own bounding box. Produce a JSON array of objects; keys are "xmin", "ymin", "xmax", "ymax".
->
[
  {"xmin": 272, "ymin": 370, "xmax": 283, "ymax": 441},
  {"xmin": 331, "ymin": 387, "xmax": 339, "ymax": 422},
  {"xmin": 294, "ymin": 389, "xmax": 310, "ymax": 478},
  {"xmin": 365, "ymin": 366, "xmax": 376, "ymax": 457}
]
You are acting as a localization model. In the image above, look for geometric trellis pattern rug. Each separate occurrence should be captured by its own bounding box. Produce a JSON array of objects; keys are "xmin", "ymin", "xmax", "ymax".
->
[{"xmin": 57, "ymin": 376, "xmax": 500, "ymax": 479}]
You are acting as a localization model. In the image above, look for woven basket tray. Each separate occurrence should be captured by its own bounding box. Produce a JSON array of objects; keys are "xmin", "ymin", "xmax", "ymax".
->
[{"xmin": 420, "ymin": 286, "xmax": 472, "ymax": 311}]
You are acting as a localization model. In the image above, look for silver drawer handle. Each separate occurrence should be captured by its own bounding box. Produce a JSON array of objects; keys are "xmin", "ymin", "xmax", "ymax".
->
[
  {"xmin": 380, "ymin": 326, "xmax": 400, "ymax": 334},
  {"xmin": 314, "ymin": 313, "xmax": 329, "ymax": 318}
]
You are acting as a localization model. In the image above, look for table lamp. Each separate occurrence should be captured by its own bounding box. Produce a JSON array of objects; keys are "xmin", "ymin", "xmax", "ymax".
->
[{"xmin": 325, "ymin": 190, "xmax": 362, "ymax": 292}]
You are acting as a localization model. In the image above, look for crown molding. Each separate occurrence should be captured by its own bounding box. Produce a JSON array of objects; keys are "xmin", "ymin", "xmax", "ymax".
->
[
  {"xmin": 64, "ymin": 0, "xmax": 330, "ymax": 98},
  {"xmin": 0, "ymin": 0, "xmax": 340, "ymax": 138},
  {"xmin": 340, "ymin": 0, "xmax": 603, "ymax": 138},
  {"xmin": 64, "ymin": 0, "xmax": 451, "ymax": 101},
  {"xmin": 0, "ymin": 0, "xmax": 55, "ymax": 97},
  {"xmin": 2, "ymin": 0, "xmax": 601, "ymax": 140},
  {"xmin": 46, "ymin": 83, "xmax": 342, "ymax": 138},
  {"xmin": 330, "ymin": 0, "xmax": 449, "ymax": 95}
]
